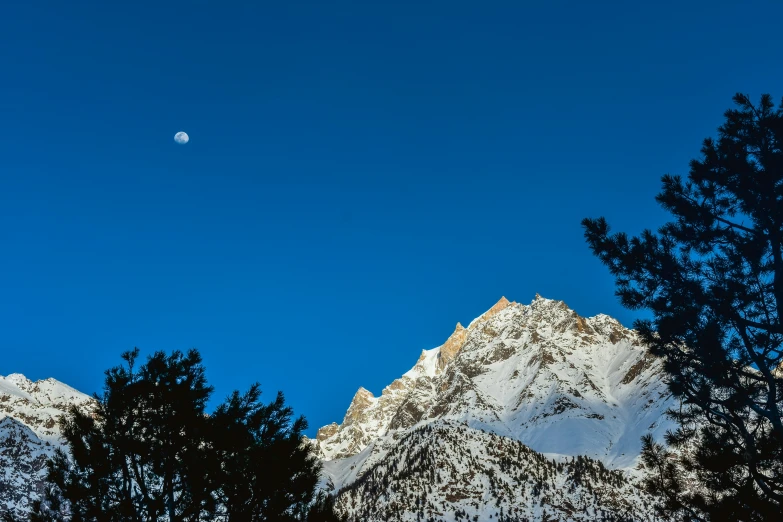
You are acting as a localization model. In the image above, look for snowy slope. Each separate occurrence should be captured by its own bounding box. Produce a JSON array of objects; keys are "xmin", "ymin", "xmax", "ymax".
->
[
  {"xmin": 328, "ymin": 420, "xmax": 658, "ymax": 522},
  {"xmin": 0, "ymin": 374, "xmax": 94, "ymax": 517}
]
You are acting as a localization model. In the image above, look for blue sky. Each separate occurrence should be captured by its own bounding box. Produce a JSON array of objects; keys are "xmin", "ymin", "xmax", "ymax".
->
[{"xmin": 1, "ymin": 1, "xmax": 781, "ymax": 434}]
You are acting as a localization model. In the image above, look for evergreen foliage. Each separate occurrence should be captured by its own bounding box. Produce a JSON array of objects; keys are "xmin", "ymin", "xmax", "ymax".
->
[
  {"xmin": 583, "ymin": 93, "xmax": 783, "ymax": 520},
  {"xmin": 304, "ymin": 492, "xmax": 346, "ymax": 522},
  {"xmin": 25, "ymin": 348, "xmax": 342, "ymax": 522},
  {"xmin": 208, "ymin": 384, "xmax": 321, "ymax": 522}
]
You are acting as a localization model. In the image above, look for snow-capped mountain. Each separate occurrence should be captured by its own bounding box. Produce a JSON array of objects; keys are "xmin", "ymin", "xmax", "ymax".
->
[
  {"xmin": 0, "ymin": 374, "xmax": 93, "ymax": 517},
  {"xmin": 316, "ymin": 295, "xmax": 676, "ymax": 521},
  {"xmin": 0, "ymin": 295, "xmax": 675, "ymax": 521}
]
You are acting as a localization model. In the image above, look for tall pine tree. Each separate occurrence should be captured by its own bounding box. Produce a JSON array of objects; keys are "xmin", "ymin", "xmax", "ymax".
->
[{"xmin": 583, "ymin": 93, "xmax": 783, "ymax": 521}]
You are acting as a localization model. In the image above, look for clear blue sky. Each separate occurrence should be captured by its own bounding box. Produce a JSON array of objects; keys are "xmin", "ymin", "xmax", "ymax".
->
[{"xmin": 1, "ymin": 1, "xmax": 781, "ymax": 434}]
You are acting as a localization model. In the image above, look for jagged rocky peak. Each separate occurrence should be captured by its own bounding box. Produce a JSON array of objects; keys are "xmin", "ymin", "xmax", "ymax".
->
[
  {"xmin": 464, "ymin": 295, "xmax": 513, "ymax": 327},
  {"xmin": 484, "ymin": 295, "xmax": 512, "ymax": 318},
  {"xmin": 342, "ymin": 387, "xmax": 375, "ymax": 425},
  {"xmin": 436, "ymin": 322, "xmax": 467, "ymax": 370},
  {"xmin": 527, "ymin": 293, "xmax": 576, "ymax": 317},
  {"xmin": 316, "ymin": 422, "xmax": 340, "ymax": 442},
  {"xmin": 436, "ymin": 297, "xmax": 517, "ymax": 369},
  {"xmin": 522, "ymin": 293, "xmax": 621, "ymax": 339}
]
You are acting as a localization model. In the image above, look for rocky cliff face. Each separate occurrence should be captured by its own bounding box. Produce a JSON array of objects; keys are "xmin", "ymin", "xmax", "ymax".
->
[
  {"xmin": 0, "ymin": 374, "xmax": 93, "ymax": 517},
  {"xmin": 316, "ymin": 295, "xmax": 676, "ymax": 521}
]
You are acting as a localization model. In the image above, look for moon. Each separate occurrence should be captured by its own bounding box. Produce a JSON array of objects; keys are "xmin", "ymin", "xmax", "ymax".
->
[{"xmin": 174, "ymin": 131, "xmax": 189, "ymax": 144}]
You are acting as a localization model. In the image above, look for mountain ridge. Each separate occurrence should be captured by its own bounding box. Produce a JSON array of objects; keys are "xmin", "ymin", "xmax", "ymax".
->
[{"xmin": 315, "ymin": 295, "xmax": 673, "ymax": 469}]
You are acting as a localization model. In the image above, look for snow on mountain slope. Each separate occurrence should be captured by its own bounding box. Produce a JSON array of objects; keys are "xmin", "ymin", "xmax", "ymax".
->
[
  {"xmin": 0, "ymin": 374, "xmax": 94, "ymax": 517},
  {"xmin": 328, "ymin": 420, "xmax": 658, "ymax": 522},
  {"xmin": 315, "ymin": 295, "xmax": 675, "ymax": 470}
]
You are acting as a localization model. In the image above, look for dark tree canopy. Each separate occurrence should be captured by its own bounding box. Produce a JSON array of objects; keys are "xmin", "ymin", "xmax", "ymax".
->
[
  {"xmin": 208, "ymin": 384, "xmax": 321, "ymax": 522},
  {"xmin": 28, "ymin": 348, "xmax": 341, "ymax": 522},
  {"xmin": 583, "ymin": 93, "xmax": 783, "ymax": 521}
]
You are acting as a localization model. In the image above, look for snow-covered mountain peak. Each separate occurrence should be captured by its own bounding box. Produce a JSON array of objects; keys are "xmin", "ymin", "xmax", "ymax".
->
[
  {"xmin": 528, "ymin": 292, "xmax": 573, "ymax": 312},
  {"xmin": 315, "ymin": 295, "xmax": 674, "ymax": 468},
  {"xmin": 0, "ymin": 375, "xmax": 36, "ymax": 403},
  {"xmin": 522, "ymin": 294, "xmax": 585, "ymax": 326},
  {"xmin": 0, "ymin": 373, "xmax": 93, "ymax": 442},
  {"xmin": 1, "ymin": 373, "xmax": 92, "ymax": 410},
  {"xmin": 3, "ymin": 373, "xmax": 31, "ymax": 385}
]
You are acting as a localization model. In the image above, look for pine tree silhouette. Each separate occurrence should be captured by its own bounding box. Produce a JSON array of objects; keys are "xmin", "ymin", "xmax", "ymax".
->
[
  {"xmin": 24, "ymin": 348, "xmax": 341, "ymax": 522},
  {"xmin": 583, "ymin": 93, "xmax": 783, "ymax": 521}
]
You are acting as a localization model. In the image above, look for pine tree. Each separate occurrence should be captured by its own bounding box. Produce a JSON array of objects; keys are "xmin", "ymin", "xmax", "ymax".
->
[
  {"xmin": 583, "ymin": 93, "xmax": 783, "ymax": 520},
  {"xmin": 32, "ymin": 348, "xmax": 214, "ymax": 522},
  {"xmin": 208, "ymin": 384, "xmax": 322, "ymax": 522},
  {"xmin": 29, "ymin": 348, "xmax": 342, "ymax": 522}
]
